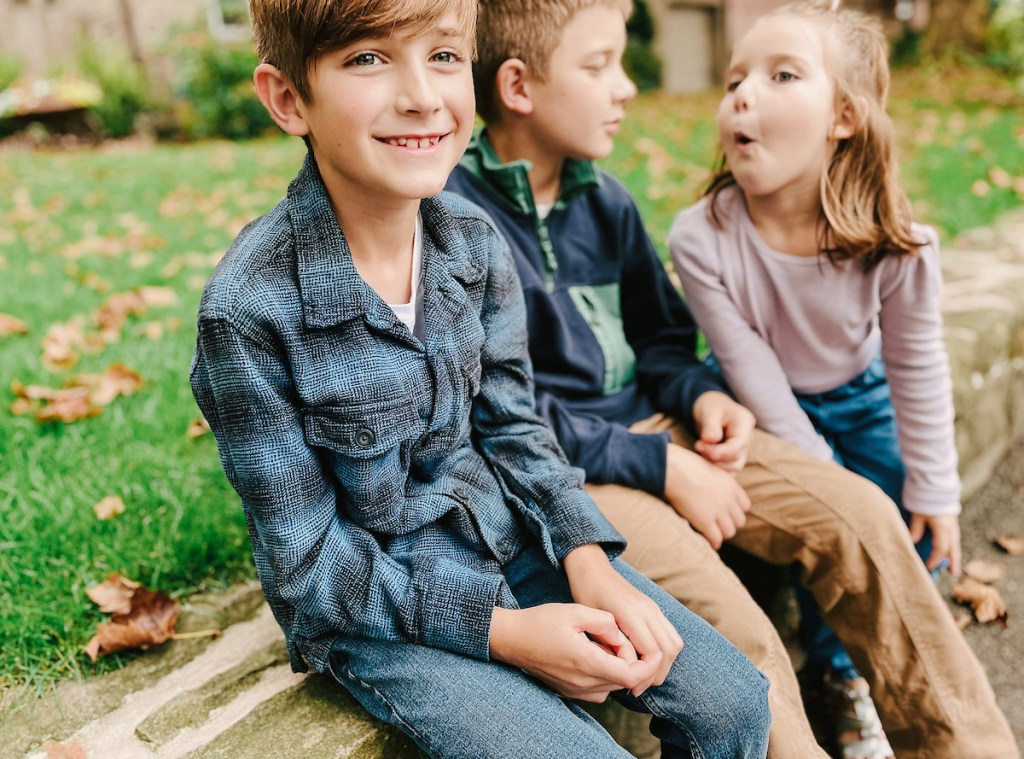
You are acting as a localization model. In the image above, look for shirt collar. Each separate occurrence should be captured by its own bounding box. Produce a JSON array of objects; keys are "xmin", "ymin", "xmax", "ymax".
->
[
  {"xmin": 288, "ymin": 150, "xmax": 482, "ymax": 330},
  {"xmin": 458, "ymin": 130, "xmax": 601, "ymax": 216}
]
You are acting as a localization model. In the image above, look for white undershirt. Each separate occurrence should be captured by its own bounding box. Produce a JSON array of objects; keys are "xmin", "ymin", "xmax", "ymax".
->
[{"xmin": 386, "ymin": 214, "xmax": 423, "ymax": 334}]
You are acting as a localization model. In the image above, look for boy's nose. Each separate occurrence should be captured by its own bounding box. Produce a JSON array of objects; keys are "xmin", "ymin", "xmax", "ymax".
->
[
  {"xmin": 397, "ymin": 66, "xmax": 443, "ymax": 114},
  {"xmin": 615, "ymin": 67, "xmax": 638, "ymax": 104}
]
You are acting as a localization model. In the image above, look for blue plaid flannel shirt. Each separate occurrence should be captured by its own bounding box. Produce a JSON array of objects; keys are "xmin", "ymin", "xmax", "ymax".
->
[{"xmin": 190, "ymin": 153, "xmax": 624, "ymax": 674}]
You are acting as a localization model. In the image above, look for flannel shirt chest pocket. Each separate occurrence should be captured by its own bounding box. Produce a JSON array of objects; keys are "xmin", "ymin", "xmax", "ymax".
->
[{"xmin": 302, "ymin": 395, "xmax": 418, "ymax": 533}]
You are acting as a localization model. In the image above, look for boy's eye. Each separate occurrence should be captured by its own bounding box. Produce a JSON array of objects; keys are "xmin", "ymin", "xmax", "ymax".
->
[
  {"xmin": 775, "ymin": 71, "xmax": 797, "ymax": 82},
  {"xmin": 431, "ymin": 50, "xmax": 462, "ymax": 64},
  {"xmin": 726, "ymin": 80, "xmax": 741, "ymax": 92},
  {"xmin": 348, "ymin": 52, "xmax": 382, "ymax": 67}
]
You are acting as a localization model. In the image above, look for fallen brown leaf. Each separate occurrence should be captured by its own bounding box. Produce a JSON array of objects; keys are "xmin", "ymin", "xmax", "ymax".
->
[
  {"xmin": 952, "ymin": 577, "xmax": 1009, "ymax": 626},
  {"xmin": 988, "ymin": 167, "xmax": 1012, "ymax": 189},
  {"xmin": 10, "ymin": 397, "xmax": 34, "ymax": 416},
  {"xmin": 42, "ymin": 319, "xmax": 85, "ymax": 370},
  {"xmin": 93, "ymin": 495, "xmax": 126, "ymax": 522},
  {"xmin": 963, "ymin": 558, "xmax": 1007, "ymax": 584},
  {"xmin": 137, "ymin": 286, "xmax": 178, "ymax": 308},
  {"xmin": 43, "ymin": 741, "xmax": 87, "ymax": 759},
  {"xmin": 953, "ymin": 610, "xmax": 973, "ymax": 630},
  {"xmin": 994, "ymin": 534, "xmax": 1024, "ymax": 555},
  {"xmin": 86, "ymin": 573, "xmax": 140, "ymax": 615},
  {"xmin": 0, "ymin": 313, "xmax": 28, "ymax": 336},
  {"xmin": 186, "ymin": 417, "xmax": 211, "ymax": 439},
  {"xmin": 84, "ymin": 585, "xmax": 180, "ymax": 661},
  {"xmin": 970, "ymin": 179, "xmax": 990, "ymax": 197},
  {"xmin": 77, "ymin": 364, "xmax": 143, "ymax": 406},
  {"xmin": 35, "ymin": 388, "xmax": 102, "ymax": 423}
]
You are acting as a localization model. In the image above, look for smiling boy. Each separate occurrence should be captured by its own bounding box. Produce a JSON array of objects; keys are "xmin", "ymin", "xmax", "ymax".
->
[
  {"xmin": 189, "ymin": 1, "xmax": 772, "ymax": 756},
  {"xmin": 444, "ymin": 1, "xmax": 1014, "ymax": 757}
]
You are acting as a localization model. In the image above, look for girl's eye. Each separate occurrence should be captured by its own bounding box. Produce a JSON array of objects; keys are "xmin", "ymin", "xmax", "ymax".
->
[
  {"xmin": 348, "ymin": 52, "xmax": 381, "ymax": 67},
  {"xmin": 775, "ymin": 71, "xmax": 797, "ymax": 82},
  {"xmin": 726, "ymin": 80, "xmax": 741, "ymax": 92}
]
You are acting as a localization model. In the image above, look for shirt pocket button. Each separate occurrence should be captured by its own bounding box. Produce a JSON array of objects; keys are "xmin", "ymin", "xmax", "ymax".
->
[{"xmin": 354, "ymin": 428, "xmax": 376, "ymax": 448}]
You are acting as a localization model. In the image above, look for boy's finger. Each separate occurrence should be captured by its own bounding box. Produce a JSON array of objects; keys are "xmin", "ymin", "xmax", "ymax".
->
[{"xmin": 627, "ymin": 651, "xmax": 663, "ymax": 696}]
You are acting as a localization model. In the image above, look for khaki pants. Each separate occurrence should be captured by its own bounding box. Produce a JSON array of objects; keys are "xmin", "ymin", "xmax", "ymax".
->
[{"xmin": 587, "ymin": 415, "xmax": 1016, "ymax": 759}]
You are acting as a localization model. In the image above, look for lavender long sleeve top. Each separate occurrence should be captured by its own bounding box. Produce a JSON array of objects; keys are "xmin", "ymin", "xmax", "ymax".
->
[{"xmin": 669, "ymin": 186, "xmax": 961, "ymax": 517}]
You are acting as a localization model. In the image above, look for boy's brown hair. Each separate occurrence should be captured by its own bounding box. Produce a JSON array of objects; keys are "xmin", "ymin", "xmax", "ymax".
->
[
  {"xmin": 705, "ymin": 0, "xmax": 921, "ymax": 269},
  {"xmin": 249, "ymin": 0, "xmax": 478, "ymax": 103},
  {"xmin": 474, "ymin": 0, "xmax": 632, "ymax": 123}
]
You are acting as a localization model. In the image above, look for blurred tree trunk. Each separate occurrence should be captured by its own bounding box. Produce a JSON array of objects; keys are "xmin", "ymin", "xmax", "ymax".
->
[
  {"xmin": 116, "ymin": 0, "xmax": 145, "ymax": 67},
  {"xmin": 924, "ymin": 0, "xmax": 989, "ymax": 56}
]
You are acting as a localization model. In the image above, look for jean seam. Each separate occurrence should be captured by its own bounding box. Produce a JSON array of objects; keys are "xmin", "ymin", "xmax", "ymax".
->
[
  {"xmin": 638, "ymin": 692, "xmax": 704, "ymax": 759},
  {"xmin": 329, "ymin": 657, "xmax": 445, "ymax": 759}
]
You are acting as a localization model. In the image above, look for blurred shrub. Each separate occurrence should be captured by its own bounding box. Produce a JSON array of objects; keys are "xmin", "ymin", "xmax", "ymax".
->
[
  {"xmin": 986, "ymin": 0, "xmax": 1024, "ymax": 78},
  {"xmin": 625, "ymin": 0, "xmax": 663, "ymax": 91},
  {"xmin": 173, "ymin": 39, "xmax": 273, "ymax": 140},
  {"xmin": 78, "ymin": 44, "xmax": 148, "ymax": 138},
  {"xmin": 0, "ymin": 56, "xmax": 22, "ymax": 93},
  {"xmin": 625, "ymin": 40, "xmax": 664, "ymax": 92}
]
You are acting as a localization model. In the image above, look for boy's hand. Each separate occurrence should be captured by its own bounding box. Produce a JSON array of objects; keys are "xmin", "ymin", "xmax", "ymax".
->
[
  {"xmin": 909, "ymin": 513, "xmax": 962, "ymax": 576},
  {"xmin": 488, "ymin": 604, "xmax": 659, "ymax": 702},
  {"xmin": 665, "ymin": 443, "xmax": 752, "ymax": 549},
  {"xmin": 563, "ymin": 545, "xmax": 683, "ymax": 696},
  {"xmin": 691, "ymin": 391, "xmax": 756, "ymax": 474}
]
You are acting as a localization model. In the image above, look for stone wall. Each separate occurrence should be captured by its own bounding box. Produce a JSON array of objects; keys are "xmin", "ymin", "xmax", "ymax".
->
[{"xmin": 942, "ymin": 208, "xmax": 1024, "ymax": 498}]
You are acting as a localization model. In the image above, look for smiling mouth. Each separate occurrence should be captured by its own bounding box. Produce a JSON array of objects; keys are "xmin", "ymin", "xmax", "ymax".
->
[{"xmin": 379, "ymin": 134, "xmax": 447, "ymax": 149}]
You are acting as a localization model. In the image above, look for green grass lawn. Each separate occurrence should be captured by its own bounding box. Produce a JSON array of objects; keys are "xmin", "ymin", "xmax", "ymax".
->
[{"xmin": 0, "ymin": 62, "xmax": 1021, "ymax": 690}]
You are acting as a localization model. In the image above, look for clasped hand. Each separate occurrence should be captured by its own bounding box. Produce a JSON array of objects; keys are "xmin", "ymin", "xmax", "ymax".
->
[{"xmin": 488, "ymin": 545, "xmax": 683, "ymax": 703}]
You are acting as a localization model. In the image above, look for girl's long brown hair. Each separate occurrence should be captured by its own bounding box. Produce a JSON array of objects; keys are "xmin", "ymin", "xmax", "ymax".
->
[{"xmin": 706, "ymin": 1, "xmax": 923, "ymax": 270}]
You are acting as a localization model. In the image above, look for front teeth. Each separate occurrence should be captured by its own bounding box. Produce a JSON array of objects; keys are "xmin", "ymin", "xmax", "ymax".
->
[{"xmin": 386, "ymin": 136, "xmax": 441, "ymax": 148}]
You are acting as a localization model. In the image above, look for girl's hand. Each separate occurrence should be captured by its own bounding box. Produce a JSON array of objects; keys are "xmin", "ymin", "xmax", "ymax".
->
[
  {"xmin": 691, "ymin": 391, "xmax": 756, "ymax": 474},
  {"xmin": 909, "ymin": 513, "xmax": 962, "ymax": 576},
  {"xmin": 563, "ymin": 545, "xmax": 684, "ymax": 696}
]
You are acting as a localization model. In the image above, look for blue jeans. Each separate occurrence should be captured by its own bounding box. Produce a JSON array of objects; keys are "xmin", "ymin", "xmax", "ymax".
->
[
  {"xmin": 793, "ymin": 355, "xmax": 933, "ymax": 680},
  {"xmin": 327, "ymin": 541, "xmax": 770, "ymax": 759}
]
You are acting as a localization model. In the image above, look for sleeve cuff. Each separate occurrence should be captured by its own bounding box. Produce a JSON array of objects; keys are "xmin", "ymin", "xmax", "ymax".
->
[
  {"xmin": 607, "ymin": 428, "xmax": 671, "ymax": 496},
  {"xmin": 416, "ymin": 558, "xmax": 505, "ymax": 660}
]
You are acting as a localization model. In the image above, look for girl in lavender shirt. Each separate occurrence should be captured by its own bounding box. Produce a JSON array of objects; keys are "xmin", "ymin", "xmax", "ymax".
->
[{"xmin": 669, "ymin": 4, "xmax": 961, "ymax": 759}]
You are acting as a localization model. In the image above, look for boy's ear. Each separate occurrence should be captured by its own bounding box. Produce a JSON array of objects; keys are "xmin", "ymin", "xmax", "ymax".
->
[
  {"xmin": 830, "ymin": 95, "xmax": 862, "ymax": 140},
  {"xmin": 253, "ymin": 63, "xmax": 311, "ymax": 137},
  {"xmin": 495, "ymin": 58, "xmax": 534, "ymax": 116}
]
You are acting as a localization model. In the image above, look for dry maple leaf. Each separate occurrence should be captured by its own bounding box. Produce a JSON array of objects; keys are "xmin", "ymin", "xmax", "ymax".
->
[
  {"xmin": 42, "ymin": 741, "xmax": 87, "ymax": 759},
  {"xmin": 84, "ymin": 585, "xmax": 180, "ymax": 661},
  {"xmin": 963, "ymin": 558, "xmax": 1007, "ymax": 585},
  {"xmin": 93, "ymin": 495, "xmax": 126, "ymax": 522},
  {"xmin": 952, "ymin": 577, "xmax": 1009, "ymax": 627},
  {"xmin": 186, "ymin": 417, "xmax": 211, "ymax": 439},
  {"xmin": 137, "ymin": 285, "xmax": 178, "ymax": 308},
  {"xmin": 35, "ymin": 388, "xmax": 102, "ymax": 423},
  {"xmin": 77, "ymin": 364, "xmax": 143, "ymax": 406},
  {"xmin": 953, "ymin": 610, "xmax": 973, "ymax": 631},
  {"xmin": 10, "ymin": 397, "xmax": 35, "ymax": 416},
  {"xmin": 86, "ymin": 573, "xmax": 140, "ymax": 615},
  {"xmin": 94, "ymin": 290, "xmax": 147, "ymax": 334},
  {"xmin": 42, "ymin": 320, "xmax": 85, "ymax": 370},
  {"xmin": 988, "ymin": 167, "xmax": 1012, "ymax": 189},
  {"xmin": 993, "ymin": 534, "xmax": 1024, "ymax": 555},
  {"xmin": 0, "ymin": 313, "xmax": 28, "ymax": 336},
  {"xmin": 970, "ymin": 179, "xmax": 990, "ymax": 198}
]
